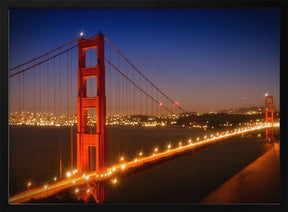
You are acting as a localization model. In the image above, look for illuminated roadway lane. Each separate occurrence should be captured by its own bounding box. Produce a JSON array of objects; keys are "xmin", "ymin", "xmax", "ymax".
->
[{"xmin": 9, "ymin": 123, "xmax": 279, "ymax": 204}]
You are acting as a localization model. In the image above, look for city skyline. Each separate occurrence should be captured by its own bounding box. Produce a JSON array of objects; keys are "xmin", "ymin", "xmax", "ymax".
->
[{"xmin": 9, "ymin": 8, "xmax": 280, "ymax": 113}]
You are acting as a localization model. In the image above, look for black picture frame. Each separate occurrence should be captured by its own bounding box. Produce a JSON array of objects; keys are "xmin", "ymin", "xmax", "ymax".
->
[{"xmin": 1, "ymin": 0, "xmax": 287, "ymax": 212}]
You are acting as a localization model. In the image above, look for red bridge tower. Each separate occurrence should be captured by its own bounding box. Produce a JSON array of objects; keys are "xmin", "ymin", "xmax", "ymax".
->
[
  {"xmin": 77, "ymin": 32, "xmax": 107, "ymax": 174},
  {"xmin": 265, "ymin": 95, "xmax": 274, "ymax": 142}
]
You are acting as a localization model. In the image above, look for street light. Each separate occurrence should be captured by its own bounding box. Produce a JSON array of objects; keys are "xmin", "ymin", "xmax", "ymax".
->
[{"xmin": 27, "ymin": 182, "xmax": 31, "ymax": 190}]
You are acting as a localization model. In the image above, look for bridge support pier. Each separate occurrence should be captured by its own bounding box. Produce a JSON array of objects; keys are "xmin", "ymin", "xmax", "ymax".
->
[{"xmin": 77, "ymin": 32, "xmax": 107, "ymax": 174}]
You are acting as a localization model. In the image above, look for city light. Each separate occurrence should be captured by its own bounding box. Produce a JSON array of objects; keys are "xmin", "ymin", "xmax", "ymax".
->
[
  {"xmin": 75, "ymin": 188, "xmax": 79, "ymax": 193},
  {"xmin": 66, "ymin": 172, "xmax": 71, "ymax": 178},
  {"xmin": 113, "ymin": 178, "xmax": 117, "ymax": 184}
]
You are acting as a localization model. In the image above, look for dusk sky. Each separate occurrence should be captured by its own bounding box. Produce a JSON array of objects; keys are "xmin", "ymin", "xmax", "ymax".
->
[{"xmin": 9, "ymin": 8, "xmax": 280, "ymax": 113}]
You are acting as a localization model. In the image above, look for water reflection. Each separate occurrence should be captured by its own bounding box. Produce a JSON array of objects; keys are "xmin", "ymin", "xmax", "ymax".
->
[{"xmin": 77, "ymin": 181, "xmax": 108, "ymax": 203}]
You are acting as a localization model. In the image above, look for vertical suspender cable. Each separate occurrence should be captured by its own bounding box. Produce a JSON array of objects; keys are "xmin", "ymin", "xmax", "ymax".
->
[
  {"xmin": 33, "ymin": 66, "xmax": 36, "ymax": 187},
  {"xmin": 47, "ymin": 61, "xmax": 50, "ymax": 178},
  {"xmin": 66, "ymin": 51, "xmax": 69, "ymax": 171},
  {"xmin": 116, "ymin": 54, "xmax": 119, "ymax": 160},
  {"xmin": 70, "ymin": 50, "xmax": 73, "ymax": 171},
  {"xmin": 18, "ymin": 73, "xmax": 20, "ymax": 191},
  {"xmin": 125, "ymin": 60, "xmax": 128, "ymax": 159},
  {"xmin": 59, "ymin": 52, "xmax": 62, "ymax": 180}
]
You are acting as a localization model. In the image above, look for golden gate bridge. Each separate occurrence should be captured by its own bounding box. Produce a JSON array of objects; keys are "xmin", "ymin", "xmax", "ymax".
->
[{"xmin": 8, "ymin": 32, "xmax": 278, "ymax": 204}]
